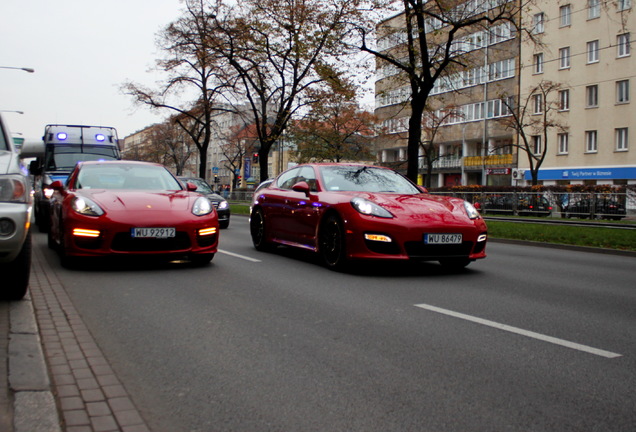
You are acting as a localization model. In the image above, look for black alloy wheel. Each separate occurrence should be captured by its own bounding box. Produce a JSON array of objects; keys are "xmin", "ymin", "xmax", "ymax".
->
[
  {"xmin": 319, "ymin": 214, "xmax": 347, "ymax": 270},
  {"xmin": 250, "ymin": 208, "xmax": 271, "ymax": 251}
]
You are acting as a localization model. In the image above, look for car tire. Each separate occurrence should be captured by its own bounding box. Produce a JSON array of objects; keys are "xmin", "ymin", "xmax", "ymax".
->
[
  {"xmin": 190, "ymin": 253, "xmax": 214, "ymax": 267},
  {"xmin": 220, "ymin": 220, "xmax": 230, "ymax": 229},
  {"xmin": 2, "ymin": 232, "xmax": 31, "ymax": 300},
  {"xmin": 250, "ymin": 208, "xmax": 272, "ymax": 252},
  {"xmin": 318, "ymin": 214, "xmax": 347, "ymax": 271}
]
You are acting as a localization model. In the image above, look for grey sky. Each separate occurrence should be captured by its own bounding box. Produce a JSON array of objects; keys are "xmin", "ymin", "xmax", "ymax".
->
[{"xmin": 1, "ymin": 0, "xmax": 185, "ymax": 142}]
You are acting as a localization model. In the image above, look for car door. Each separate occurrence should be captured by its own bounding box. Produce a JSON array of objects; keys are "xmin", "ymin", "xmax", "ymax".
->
[
  {"xmin": 262, "ymin": 167, "xmax": 301, "ymax": 242},
  {"xmin": 283, "ymin": 166, "xmax": 322, "ymax": 248}
]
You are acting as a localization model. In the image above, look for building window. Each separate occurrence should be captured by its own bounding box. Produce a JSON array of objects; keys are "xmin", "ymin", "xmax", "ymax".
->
[
  {"xmin": 588, "ymin": 0, "xmax": 600, "ymax": 19},
  {"xmin": 533, "ymin": 13, "xmax": 544, "ymax": 34},
  {"xmin": 585, "ymin": 130, "xmax": 598, "ymax": 153},
  {"xmin": 617, "ymin": 33, "xmax": 631, "ymax": 57},
  {"xmin": 616, "ymin": 128, "xmax": 629, "ymax": 151},
  {"xmin": 587, "ymin": 40, "xmax": 600, "ymax": 63},
  {"xmin": 618, "ymin": 0, "xmax": 632, "ymax": 11},
  {"xmin": 533, "ymin": 93, "xmax": 543, "ymax": 114},
  {"xmin": 617, "ymin": 80, "xmax": 630, "ymax": 103},
  {"xmin": 559, "ymin": 47, "xmax": 571, "ymax": 69},
  {"xmin": 559, "ymin": 89, "xmax": 570, "ymax": 110},
  {"xmin": 532, "ymin": 135, "xmax": 542, "ymax": 154},
  {"xmin": 560, "ymin": 5, "xmax": 571, "ymax": 26},
  {"xmin": 533, "ymin": 53, "xmax": 544, "ymax": 74},
  {"xmin": 558, "ymin": 133, "xmax": 569, "ymax": 154},
  {"xmin": 586, "ymin": 85, "xmax": 599, "ymax": 107}
]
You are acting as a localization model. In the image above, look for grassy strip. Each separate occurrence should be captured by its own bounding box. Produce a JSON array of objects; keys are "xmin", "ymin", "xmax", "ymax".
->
[
  {"xmin": 487, "ymin": 220, "xmax": 636, "ymax": 252},
  {"xmin": 230, "ymin": 203, "xmax": 251, "ymax": 215}
]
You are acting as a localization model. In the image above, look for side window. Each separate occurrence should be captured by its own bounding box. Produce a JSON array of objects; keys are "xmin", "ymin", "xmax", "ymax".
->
[
  {"xmin": 295, "ymin": 166, "xmax": 318, "ymax": 191},
  {"xmin": 276, "ymin": 168, "xmax": 300, "ymax": 190}
]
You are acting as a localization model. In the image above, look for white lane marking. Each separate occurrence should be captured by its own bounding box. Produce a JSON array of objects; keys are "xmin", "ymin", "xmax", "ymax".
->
[
  {"xmin": 414, "ymin": 303, "xmax": 622, "ymax": 359},
  {"xmin": 218, "ymin": 249, "xmax": 262, "ymax": 262}
]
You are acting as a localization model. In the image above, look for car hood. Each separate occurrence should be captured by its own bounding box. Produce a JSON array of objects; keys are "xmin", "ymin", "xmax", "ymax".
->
[
  {"xmin": 354, "ymin": 192, "xmax": 472, "ymax": 223},
  {"xmin": 79, "ymin": 190, "xmax": 195, "ymax": 212}
]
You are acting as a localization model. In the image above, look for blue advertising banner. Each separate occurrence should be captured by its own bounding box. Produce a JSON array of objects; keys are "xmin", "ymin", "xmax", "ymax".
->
[{"xmin": 527, "ymin": 166, "xmax": 636, "ymax": 181}]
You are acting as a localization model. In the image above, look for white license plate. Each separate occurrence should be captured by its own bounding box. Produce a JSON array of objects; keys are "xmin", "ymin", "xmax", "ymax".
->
[
  {"xmin": 131, "ymin": 227, "xmax": 176, "ymax": 238},
  {"xmin": 424, "ymin": 233, "xmax": 462, "ymax": 244}
]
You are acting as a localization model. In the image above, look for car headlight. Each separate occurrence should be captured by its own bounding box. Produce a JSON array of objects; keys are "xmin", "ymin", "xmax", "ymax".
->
[
  {"xmin": 217, "ymin": 200, "xmax": 229, "ymax": 210},
  {"xmin": 464, "ymin": 201, "xmax": 481, "ymax": 219},
  {"xmin": 351, "ymin": 197, "xmax": 393, "ymax": 218},
  {"xmin": 193, "ymin": 196, "xmax": 213, "ymax": 216},
  {"xmin": 71, "ymin": 196, "xmax": 104, "ymax": 216},
  {"xmin": 0, "ymin": 175, "xmax": 30, "ymax": 203}
]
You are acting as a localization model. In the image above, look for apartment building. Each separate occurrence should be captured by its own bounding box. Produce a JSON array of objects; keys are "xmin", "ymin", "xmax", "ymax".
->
[
  {"xmin": 374, "ymin": 0, "xmax": 635, "ymax": 187},
  {"xmin": 520, "ymin": 0, "xmax": 635, "ymax": 185},
  {"xmin": 374, "ymin": 1, "xmax": 520, "ymax": 187}
]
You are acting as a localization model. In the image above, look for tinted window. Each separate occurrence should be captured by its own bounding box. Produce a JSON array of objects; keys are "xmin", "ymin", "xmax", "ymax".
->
[
  {"xmin": 276, "ymin": 167, "xmax": 301, "ymax": 190},
  {"xmin": 77, "ymin": 164, "xmax": 182, "ymax": 190},
  {"xmin": 319, "ymin": 166, "xmax": 421, "ymax": 194}
]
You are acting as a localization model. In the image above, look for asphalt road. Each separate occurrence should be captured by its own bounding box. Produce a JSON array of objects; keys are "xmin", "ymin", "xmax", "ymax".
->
[{"xmin": 35, "ymin": 217, "xmax": 636, "ymax": 432}]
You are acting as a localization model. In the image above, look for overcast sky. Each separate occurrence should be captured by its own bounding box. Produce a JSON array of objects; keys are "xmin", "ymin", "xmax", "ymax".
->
[{"xmin": 1, "ymin": 0, "xmax": 185, "ymax": 142}]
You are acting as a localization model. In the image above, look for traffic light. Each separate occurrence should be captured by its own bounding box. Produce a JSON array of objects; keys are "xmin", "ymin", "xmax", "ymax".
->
[
  {"xmin": 214, "ymin": 175, "xmax": 219, "ymax": 183},
  {"xmin": 253, "ymin": 152, "xmax": 259, "ymax": 163}
]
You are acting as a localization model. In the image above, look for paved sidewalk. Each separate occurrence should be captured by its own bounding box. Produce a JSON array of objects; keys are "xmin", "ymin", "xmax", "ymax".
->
[{"xmin": 4, "ymin": 243, "xmax": 151, "ymax": 432}]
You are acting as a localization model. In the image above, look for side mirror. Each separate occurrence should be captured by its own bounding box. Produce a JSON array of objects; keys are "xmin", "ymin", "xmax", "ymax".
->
[
  {"xmin": 417, "ymin": 185, "xmax": 428, "ymax": 193},
  {"xmin": 292, "ymin": 181, "xmax": 310, "ymax": 196},
  {"xmin": 49, "ymin": 180, "xmax": 65, "ymax": 191},
  {"xmin": 29, "ymin": 160, "xmax": 42, "ymax": 176},
  {"xmin": 186, "ymin": 182, "xmax": 198, "ymax": 192}
]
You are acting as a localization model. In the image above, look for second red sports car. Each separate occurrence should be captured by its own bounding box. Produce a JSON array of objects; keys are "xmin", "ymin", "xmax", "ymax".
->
[
  {"xmin": 250, "ymin": 163, "xmax": 487, "ymax": 270},
  {"xmin": 48, "ymin": 160, "xmax": 219, "ymax": 267}
]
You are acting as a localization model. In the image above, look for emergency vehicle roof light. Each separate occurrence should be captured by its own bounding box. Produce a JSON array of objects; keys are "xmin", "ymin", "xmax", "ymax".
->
[
  {"xmin": 57, "ymin": 132, "xmax": 68, "ymax": 140},
  {"xmin": 95, "ymin": 134, "xmax": 106, "ymax": 142}
]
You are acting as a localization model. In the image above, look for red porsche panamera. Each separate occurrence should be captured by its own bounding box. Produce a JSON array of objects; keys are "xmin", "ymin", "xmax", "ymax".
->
[
  {"xmin": 48, "ymin": 161, "xmax": 219, "ymax": 267},
  {"xmin": 250, "ymin": 164, "xmax": 487, "ymax": 270}
]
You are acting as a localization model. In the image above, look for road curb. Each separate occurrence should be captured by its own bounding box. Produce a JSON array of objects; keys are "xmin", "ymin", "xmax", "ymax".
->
[
  {"xmin": 9, "ymin": 292, "xmax": 62, "ymax": 432},
  {"xmin": 490, "ymin": 237, "xmax": 636, "ymax": 257}
]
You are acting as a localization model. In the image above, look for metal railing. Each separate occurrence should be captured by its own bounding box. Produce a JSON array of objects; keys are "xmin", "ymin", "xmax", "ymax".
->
[{"xmin": 431, "ymin": 191, "xmax": 634, "ymax": 220}]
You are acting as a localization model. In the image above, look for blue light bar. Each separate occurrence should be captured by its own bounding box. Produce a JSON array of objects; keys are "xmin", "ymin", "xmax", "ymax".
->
[
  {"xmin": 57, "ymin": 132, "xmax": 68, "ymax": 140},
  {"xmin": 95, "ymin": 134, "xmax": 106, "ymax": 142}
]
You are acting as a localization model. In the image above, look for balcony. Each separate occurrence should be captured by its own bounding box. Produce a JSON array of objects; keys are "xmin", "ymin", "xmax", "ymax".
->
[{"xmin": 464, "ymin": 153, "xmax": 514, "ymax": 167}]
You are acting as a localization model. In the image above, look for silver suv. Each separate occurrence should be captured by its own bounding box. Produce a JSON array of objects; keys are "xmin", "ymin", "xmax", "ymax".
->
[{"xmin": 0, "ymin": 114, "xmax": 32, "ymax": 300}]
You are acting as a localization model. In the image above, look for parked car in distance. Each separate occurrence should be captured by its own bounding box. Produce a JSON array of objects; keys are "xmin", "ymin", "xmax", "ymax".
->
[
  {"xmin": 0, "ymin": 113, "xmax": 32, "ymax": 299},
  {"xmin": 48, "ymin": 161, "xmax": 219, "ymax": 267},
  {"xmin": 477, "ymin": 194, "xmax": 552, "ymax": 217},
  {"xmin": 250, "ymin": 163, "xmax": 487, "ymax": 270},
  {"xmin": 178, "ymin": 177, "xmax": 230, "ymax": 228},
  {"xmin": 563, "ymin": 197, "xmax": 626, "ymax": 220}
]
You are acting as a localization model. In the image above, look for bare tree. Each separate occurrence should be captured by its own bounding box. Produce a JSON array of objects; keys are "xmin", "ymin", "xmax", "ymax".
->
[
  {"xmin": 122, "ymin": 0, "xmax": 231, "ymax": 179},
  {"xmin": 499, "ymin": 80, "xmax": 567, "ymax": 185},
  {"xmin": 208, "ymin": 0, "xmax": 363, "ymax": 181},
  {"xmin": 357, "ymin": 0, "xmax": 525, "ymax": 183}
]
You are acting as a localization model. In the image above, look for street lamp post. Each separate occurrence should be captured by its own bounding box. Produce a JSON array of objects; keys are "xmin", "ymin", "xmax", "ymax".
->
[{"xmin": 0, "ymin": 66, "xmax": 35, "ymax": 73}]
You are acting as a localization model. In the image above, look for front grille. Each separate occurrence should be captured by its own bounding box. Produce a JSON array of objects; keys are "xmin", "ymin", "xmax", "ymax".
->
[
  {"xmin": 404, "ymin": 241, "xmax": 474, "ymax": 259},
  {"xmin": 111, "ymin": 232, "xmax": 191, "ymax": 252}
]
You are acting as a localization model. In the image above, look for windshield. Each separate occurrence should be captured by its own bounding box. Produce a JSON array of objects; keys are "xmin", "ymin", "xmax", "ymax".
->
[
  {"xmin": 319, "ymin": 166, "xmax": 421, "ymax": 194},
  {"xmin": 76, "ymin": 164, "xmax": 183, "ymax": 191},
  {"xmin": 45, "ymin": 145, "xmax": 119, "ymax": 171}
]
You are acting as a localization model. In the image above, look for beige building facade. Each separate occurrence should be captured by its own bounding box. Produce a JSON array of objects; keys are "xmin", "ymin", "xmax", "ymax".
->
[{"xmin": 520, "ymin": 0, "xmax": 635, "ymax": 185}]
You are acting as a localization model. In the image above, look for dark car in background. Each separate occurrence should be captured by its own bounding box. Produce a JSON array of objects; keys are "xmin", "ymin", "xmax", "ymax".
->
[
  {"xmin": 563, "ymin": 197, "xmax": 626, "ymax": 220},
  {"xmin": 179, "ymin": 177, "xmax": 230, "ymax": 228},
  {"xmin": 478, "ymin": 194, "xmax": 552, "ymax": 217}
]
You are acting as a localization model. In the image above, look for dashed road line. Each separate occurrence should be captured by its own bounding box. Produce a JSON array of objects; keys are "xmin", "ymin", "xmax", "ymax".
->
[
  {"xmin": 218, "ymin": 249, "xmax": 262, "ymax": 262},
  {"xmin": 414, "ymin": 303, "xmax": 622, "ymax": 359}
]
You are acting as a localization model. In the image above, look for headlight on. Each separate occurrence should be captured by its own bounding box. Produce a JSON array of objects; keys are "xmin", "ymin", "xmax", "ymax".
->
[
  {"xmin": 193, "ymin": 196, "xmax": 213, "ymax": 216},
  {"xmin": 71, "ymin": 196, "xmax": 104, "ymax": 216},
  {"xmin": 0, "ymin": 175, "xmax": 29, "ymax": 203},
  {"xmin": 217, "ymin": 200, "xmax": 229, "ymax": 210},
  {"xmin": 464, "ymin": 201, "xmax": 481, "ymax": 219},
  {"xmin": 351, "ymin": 197, "xmax": 393, "ymax": 218}
]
